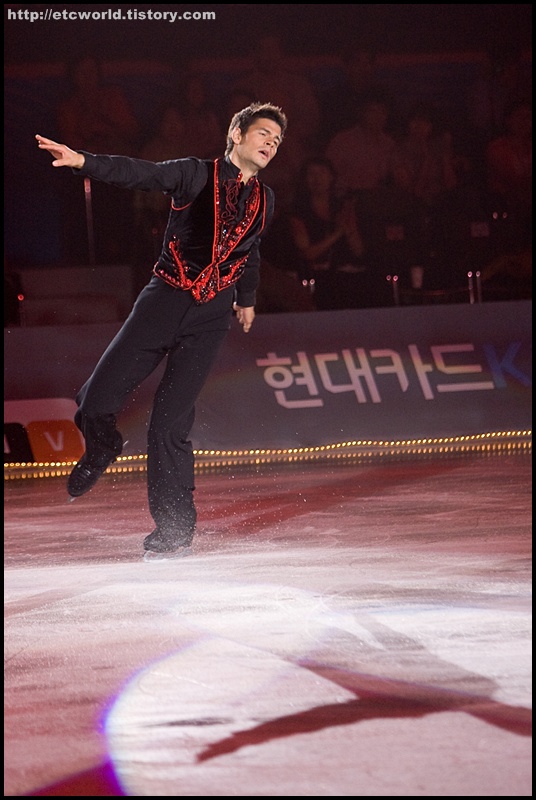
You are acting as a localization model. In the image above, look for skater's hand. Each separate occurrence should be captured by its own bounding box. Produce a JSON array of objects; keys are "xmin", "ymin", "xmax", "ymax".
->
[
  {"xmin": 35, "ymin": 135, "xmax": 85, "ymax": 169},
  {"xmin": 233, "ymin": 304, "xmax": 255, "ymax": 333}
]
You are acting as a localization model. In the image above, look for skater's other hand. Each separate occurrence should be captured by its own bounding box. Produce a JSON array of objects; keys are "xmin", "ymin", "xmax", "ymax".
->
[{"xmin": 233, "ymin": 304, "xmax": 255, "ymax": 333}]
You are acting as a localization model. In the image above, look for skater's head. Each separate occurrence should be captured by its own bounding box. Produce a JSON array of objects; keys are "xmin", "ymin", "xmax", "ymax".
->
[{"xmin": 225, "ymin": 102, "xmax": 287, "ymax": 179}]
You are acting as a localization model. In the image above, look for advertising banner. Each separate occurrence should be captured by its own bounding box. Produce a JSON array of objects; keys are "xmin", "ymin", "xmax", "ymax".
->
[{"xmin": 4, "ymin": 301, "xmax": 532, "ymax": 463}]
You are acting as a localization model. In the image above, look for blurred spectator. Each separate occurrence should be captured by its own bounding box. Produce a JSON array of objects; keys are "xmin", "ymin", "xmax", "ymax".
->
[
  {"xmin": 232, "ymin": 35, "xmax": 320, "ymax": 150},
  {"xmin": 464, "ymin": 39, "xmax": 532, "ymax": 199},
  {"xmin": 230, "ymin": 34, "xmax": 320, "ymax": 208},
  {"xmin": 485, "ymin": 99, "xmax": 532, "ymax": 255},
  {"xmin": 255, "ymin": 201, "xmax": 315, "ymax": 314},
  {"xmin": 136, "ymin": 105, "xmax": 189, "ymax": 164},
  {"xmin": 257, "ymin": 198, "xmax": 301, "ymax": 279},
  {"xmin": 288, "ymin": 157, "xmax": 369, "ymax": 311},
  {"xmin": 325, "ymin": 93, "xmax": 398, "ymax": 195},
  {"xmin": 392, "ymin": 103, "xmax": 459, "ymax": 207},
  {"xmin": 391, "ymin": 103, "xmax": 461, "ymax": 288},
  {"xmin": 56, "ymin": 56, "xmax": 141, "ymax": 265},
  {"xmin": 486, "ymin": 100, "xmax": 532, "ymax": 219},
  {"xmin": 57, "ymin": 56, "xmax": 140, "ymax": 153},
  {"xmin": 176, "ymin": 72, "xmax": 223, "ymax": 159},
  {"xmin": 466, "ymin": 41, "xmax": 532, "ymax": 148},
  {"xmin": 318, "ymin": 47, "xmax": 392, "ymax": 147}
]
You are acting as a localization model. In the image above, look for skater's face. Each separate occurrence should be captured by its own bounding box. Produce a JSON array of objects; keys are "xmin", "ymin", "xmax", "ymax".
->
[{"xmin": 229, "ymin": 117, "xmax": 282, "ymax": 179}]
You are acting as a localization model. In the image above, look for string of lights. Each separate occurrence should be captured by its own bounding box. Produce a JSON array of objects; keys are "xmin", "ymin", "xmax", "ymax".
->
[{"xmin": 4, "ymin": 430, "xmax": 531, "ymax": 480}]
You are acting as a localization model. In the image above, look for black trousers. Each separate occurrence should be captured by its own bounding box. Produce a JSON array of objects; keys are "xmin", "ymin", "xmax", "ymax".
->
[{"xmin": 74, "ymin": 275, "xmax": 234, "ymax": 533}]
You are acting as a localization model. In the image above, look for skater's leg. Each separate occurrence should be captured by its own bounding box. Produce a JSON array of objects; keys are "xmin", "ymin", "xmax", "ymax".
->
[
  {"xmin": 69, "ymin": 278, "xmax": 194, "ymax": 493},
  {"xmin": 144, "ymin": 288, "xmax": 234, "ymax": 551},
  {"xmin": 145, "ymin": 326, "xmax": 229, "ymax": 548}
]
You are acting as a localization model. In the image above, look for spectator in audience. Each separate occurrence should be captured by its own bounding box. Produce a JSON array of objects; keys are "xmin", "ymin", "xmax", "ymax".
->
[
  {"xmin": 486, "ymin": 99, "xmax": 532, "ymax": 253},
  {"xmin": 288, "ymin": 156, "xmax": 369, "ymax": 311},
  {"xmin": 464, "ymin": 39, "xmax": 532, "ymax": 195},
  {"xmin": 176, "ymin": 72, "xmax": 223, "ymax": 159},
  {"xmin": 136, "ymin": 104, "xmax": 189, "ymax": 165},
  {"xmin": 466, "ymin": 40, "xmax": 532, "ymax": 147},
  {"xmin": 393, "ymin": 103, "xmax": 459, "ymax": 207},
  {"xmin": 56, "ymin": 56, "xmax": 141, "ymax": 265},
  {"xmin": 318, "ymin": 47, "xmax": 392, "ymax": 147},
  {"xmin": 324, "ymin": 91, "xmax": 403, "ymax": 299},
  {"xmin": 486, "ymin": 100, "xmax": 532, "ymax": 216},
  {"xmin": 230, "ymin": 33, "xmax": 320, "ymax": 208},
  {"xmin": 325, "ymin": 93, "xmax": 398, "ymax": 195},
  {"xmin": 255, "ymin": 201, "xmax": 316, "ymax": 314},
  {"xmin": 232, "ymin": 35, "xmax": 320, "ymax": 152},
  {"xmin": 57, "ymin": 56, "xmax": 140, "ymax": 154},
  {"xmin": 391, "ymin": 103, "xmax": 461, "ymax": 286}
]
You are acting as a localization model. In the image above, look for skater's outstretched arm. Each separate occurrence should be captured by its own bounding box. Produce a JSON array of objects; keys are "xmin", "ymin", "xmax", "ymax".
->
[{"xmin": 35, "ymin": 134, "xmax": 85, "ymax": 169}]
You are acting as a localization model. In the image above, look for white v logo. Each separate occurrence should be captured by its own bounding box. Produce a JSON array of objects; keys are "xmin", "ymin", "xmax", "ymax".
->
[{"xmin": 44, "ymin": 431, "xmax": 64, "ymax": 451}]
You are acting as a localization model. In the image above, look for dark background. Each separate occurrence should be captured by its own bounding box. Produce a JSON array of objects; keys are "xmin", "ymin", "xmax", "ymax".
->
[
  {"xmin": 4, "ymin": 4, "xmax": 532, "ymax": 279},
  {"xmin": 4, "ymin": 4, "xmax": 533, "ymax": 63}
]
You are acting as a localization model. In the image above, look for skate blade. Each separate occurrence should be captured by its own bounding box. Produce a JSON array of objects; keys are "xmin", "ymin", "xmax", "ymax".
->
[{"xmin": 143, "ymin": 547, "xmax": 192, "ymax": 562}]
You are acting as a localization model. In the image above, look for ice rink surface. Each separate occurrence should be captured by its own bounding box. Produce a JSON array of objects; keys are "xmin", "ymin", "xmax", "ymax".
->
[{"xmin": 4, "ymin": 448, "xmax": 532, "ymax": 796}]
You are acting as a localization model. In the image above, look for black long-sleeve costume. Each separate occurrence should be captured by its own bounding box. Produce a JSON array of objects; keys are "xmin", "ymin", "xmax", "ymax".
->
[
  {"xmin": 72, "ymin": 152, "xmax": 275, "ymax": 541},
  {"xmin": 77, "ymin": 153, "xmax": 274, "ymax": 306}
]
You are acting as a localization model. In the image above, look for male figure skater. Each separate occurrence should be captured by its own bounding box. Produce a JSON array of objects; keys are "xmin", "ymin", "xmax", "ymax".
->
[{"xmin": 36, "ymin": 101, "xmax": 287, "ymax": 559}]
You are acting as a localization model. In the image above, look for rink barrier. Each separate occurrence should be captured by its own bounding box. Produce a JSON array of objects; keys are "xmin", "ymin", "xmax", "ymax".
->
[
  {"xmin": 4, "ymin": 301, "xmax": 532, "ymax": 467},
  {"xmin": 4, "ymin": 430, "xmax": 532, "ymax": 480}
]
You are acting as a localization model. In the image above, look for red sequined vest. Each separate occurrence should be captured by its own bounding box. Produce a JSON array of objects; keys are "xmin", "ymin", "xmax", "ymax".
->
[{"xmin": 153, "ymin": 158, "xmax": 268, "ymax": 304}]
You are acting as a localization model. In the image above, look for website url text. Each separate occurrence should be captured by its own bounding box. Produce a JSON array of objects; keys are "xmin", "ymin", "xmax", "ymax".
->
[{"xmin": 7, "ymin": 8, "xmax": 216, "ymax": 23}]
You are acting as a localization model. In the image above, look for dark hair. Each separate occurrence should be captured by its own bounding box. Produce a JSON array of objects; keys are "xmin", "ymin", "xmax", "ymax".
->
[{"xmin": 225, "ymin": 102, "xmax": 288, "ymax": 156}]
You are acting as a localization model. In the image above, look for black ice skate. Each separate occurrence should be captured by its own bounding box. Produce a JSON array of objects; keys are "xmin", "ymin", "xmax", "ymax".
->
[
  {"xmin": 67, "ymin": 455, "xmax": 116, "ymax": 498},
  {"xmin": 143, "ymin": 527, "xmax": 194, "ymax": 561}
]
